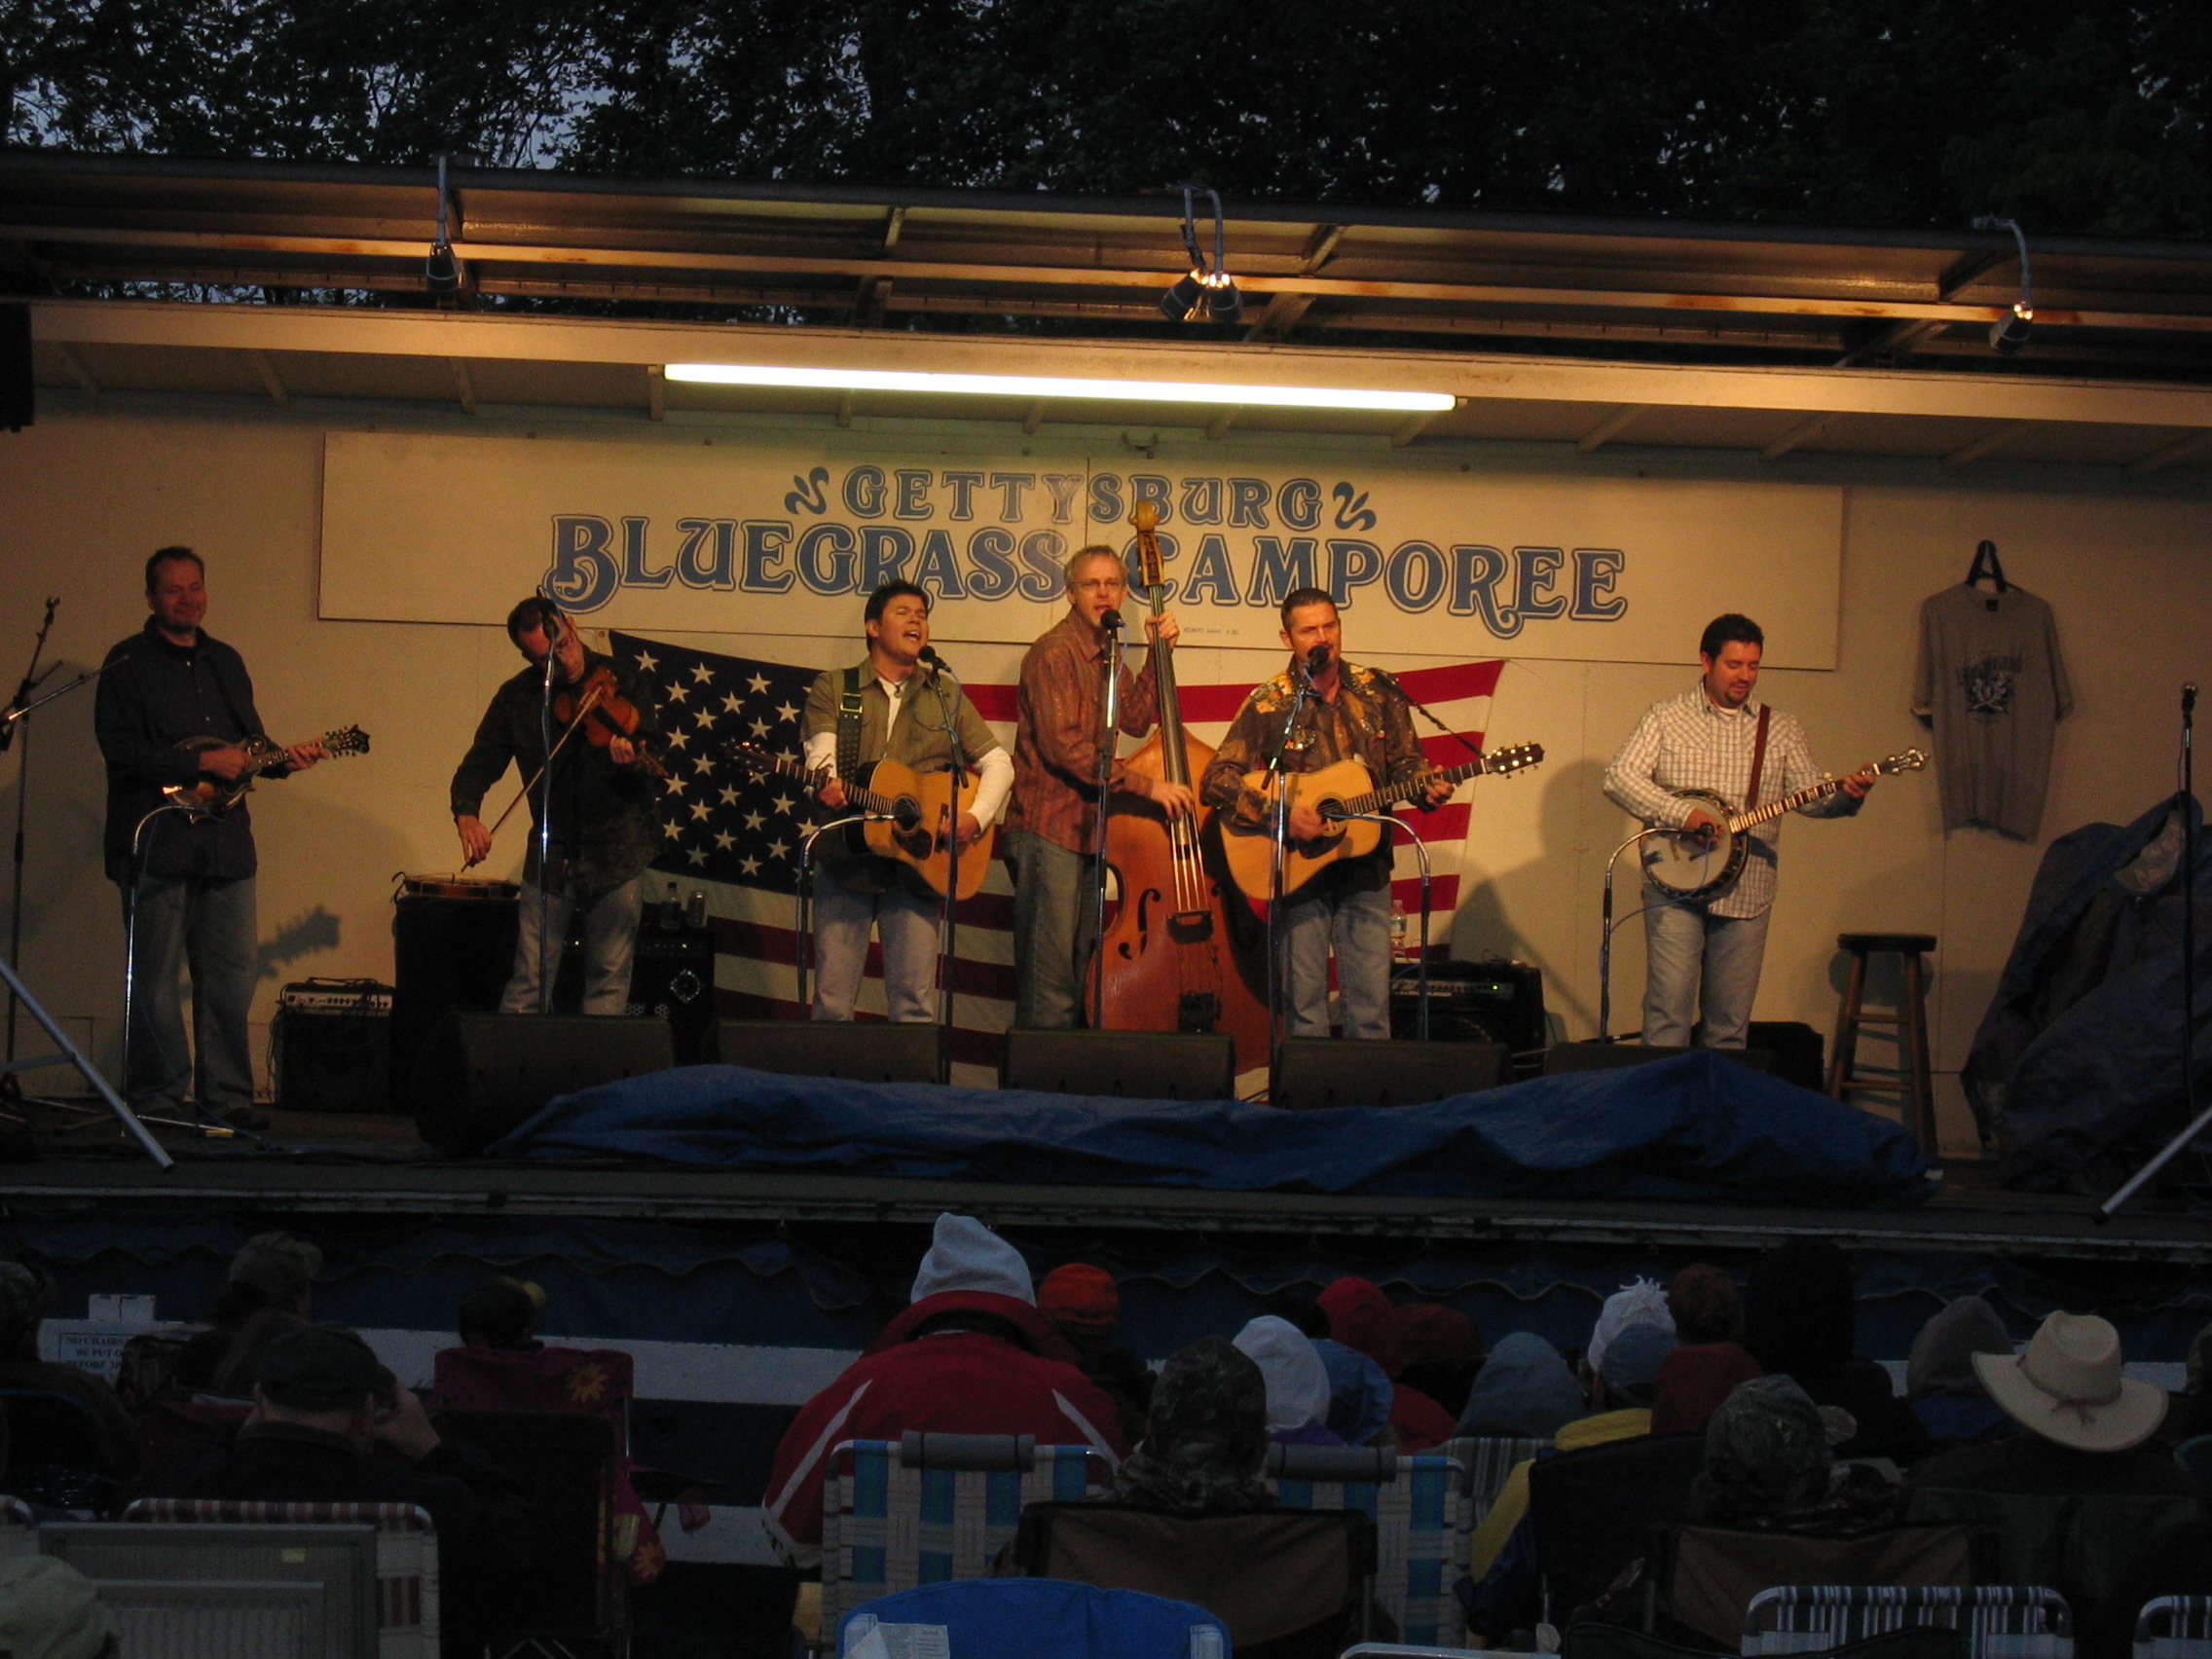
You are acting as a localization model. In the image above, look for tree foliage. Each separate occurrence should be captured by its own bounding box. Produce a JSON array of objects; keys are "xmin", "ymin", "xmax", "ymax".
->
[{"xmin": 7, "ymin": 0, "xmax": 2208, "ymax": 238}]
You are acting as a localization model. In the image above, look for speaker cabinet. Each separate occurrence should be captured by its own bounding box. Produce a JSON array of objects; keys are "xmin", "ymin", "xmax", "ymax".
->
[
  {"xmin": 703, "ymin": 1018, "xmax": 943, "ymax": 1084},
  {"xmin": 1389, "ymin": 958, "xmax": 1546, "ymax": 1051},
  {"xmin": 390, "ymin": 890, "xmax": 520, "ymax": 1108},
  {"xmin": 999, "ymin": 1029, "xmax": 1236, "ymax": 1100},
  {"xmin": 413, "ymin": 1012, "xmax": 673, "ymax": 1156},
  {"xmin": 1543, "ymin": 1042, "xmax": 1772, "ymax": 1075},
  {"xmin": 1747, "ymin": 1020, "xmax": 1825, "ymax": 1092},
  {"xmin": 1271, "ymin": 1036, "xmax": 1504, "ymax": 1110},
  {"xmin": 0, "ymin": 305, "xmax": 31, "ymax": 431}
]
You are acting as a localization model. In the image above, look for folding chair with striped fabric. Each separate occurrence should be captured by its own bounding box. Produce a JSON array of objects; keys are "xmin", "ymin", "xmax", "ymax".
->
[
  {"xmin": 1266, "ymin": 1446, "xmax": 1471, "ymax": 1647},
  {"xmin": 818, "ymin": 1435, "xmax": 1111, "ymax": 1636},
  {"xmin": 2136, "ymin": 1595, "xmax": 2212, "ymax": 1659},
  {"xmin": 123, "ymin": 1497, "xmax": 440, "ymax": 1659},
  {"xmin": 1745, "ymin": 1585, "xmax": 2074, "ymax": 1659}
]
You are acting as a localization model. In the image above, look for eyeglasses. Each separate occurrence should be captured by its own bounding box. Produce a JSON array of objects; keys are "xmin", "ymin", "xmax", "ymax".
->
[{"xmin": 1072, "ymin": 577, "xmax": 1126, "ymax": 593}]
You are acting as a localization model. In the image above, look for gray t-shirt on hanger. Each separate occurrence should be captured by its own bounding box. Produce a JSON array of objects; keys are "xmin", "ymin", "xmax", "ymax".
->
[{"xmin": 1911, "ymin": 583, "xmax": 2073, "ymax": 838}]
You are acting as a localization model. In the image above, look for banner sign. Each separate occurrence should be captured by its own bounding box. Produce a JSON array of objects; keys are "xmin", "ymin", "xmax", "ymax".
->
[{"xmin": 320, "ymin": 431, "xmax": 1841, "ymax": 665}]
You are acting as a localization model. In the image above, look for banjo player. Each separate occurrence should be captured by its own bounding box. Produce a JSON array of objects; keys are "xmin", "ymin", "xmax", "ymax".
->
[{"xmin": 1603, "ymin": 612, "xmax": 1878, "ymax": 1051}]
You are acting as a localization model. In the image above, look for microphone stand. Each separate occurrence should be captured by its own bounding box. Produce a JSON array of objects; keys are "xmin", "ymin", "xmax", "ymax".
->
[
  {"xmin": 2100, "ymin": 682, "xmax": 2204, "ymax": 1220},
  {"xmin": 796, "ymin": 813, "xmax": 891, "ymax": 1015},
  {"xmin": 1263, "ymin": 654, "xmax": 1320, "ymax": 1088},
  {"xmin": 1598, "ymin": 830, "xmax": 1670, "ymax": 1044},
  {"xmin": 1325, "ymin": 806, "xmax": 1431, "ymax": 1039},
  {"xmin": 1088, "ymin": 614, "xmax": 1125, "ymax": 1031},
  {"xmin": 922, "ymin": 653, "xmax": 970, "ymax": 1083},
  {"xmin": 535, "ymin": 614, "xmax": 561, "ymax": 1015}
]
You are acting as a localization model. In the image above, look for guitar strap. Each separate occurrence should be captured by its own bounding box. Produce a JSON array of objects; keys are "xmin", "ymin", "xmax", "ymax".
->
[
  {"xmin": 835, "ymin": 666, "xmax": 866, "ymax": 785},
  {"xmin": 1744, "ymin": 705, "xmax": 1773, "ymax": 811}
]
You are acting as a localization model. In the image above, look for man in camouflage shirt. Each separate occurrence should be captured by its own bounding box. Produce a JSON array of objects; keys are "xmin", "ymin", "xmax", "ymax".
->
[{"xmin": 1200, "ymin": 589, "xmax": 1450, "ymax": 1040}]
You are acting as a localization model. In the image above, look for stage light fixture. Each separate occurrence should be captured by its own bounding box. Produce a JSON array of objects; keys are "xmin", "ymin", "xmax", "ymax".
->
[
  {"xmin": 659, "ymin": 362, "xmax": 1456, "ymax": 414},
  {"xmin": 425, "ymin": 153, "xmax": 462, "ymax": 297},
  {"xmin": 1160, "ymin": 186, "xmax": 1240, "ymax": 325},
  {"xmin": 1974, "ymin": 215, "xmax": 2033, "ymax": 354}
]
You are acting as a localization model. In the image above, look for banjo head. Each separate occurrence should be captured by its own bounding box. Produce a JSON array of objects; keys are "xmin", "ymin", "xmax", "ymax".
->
[{"xmin": 1643, "ymin": 789, "xmax": 1741, "ymax": 898}]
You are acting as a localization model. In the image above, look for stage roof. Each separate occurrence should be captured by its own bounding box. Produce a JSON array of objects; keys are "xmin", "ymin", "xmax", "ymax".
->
[{"xmin": 9, "ymin": 150, "xmax": 2212, "ymax": 474}]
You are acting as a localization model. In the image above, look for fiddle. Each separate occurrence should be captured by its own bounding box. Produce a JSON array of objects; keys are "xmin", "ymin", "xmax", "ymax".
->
[{"xmin": 553, "ymin": 664, "xmax": 668, "ymax": 779}]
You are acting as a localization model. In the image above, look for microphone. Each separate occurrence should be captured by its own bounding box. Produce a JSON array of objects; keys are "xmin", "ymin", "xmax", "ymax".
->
[
  {"xmin": 2187, "ymin": 682, "xmax": 2198, "ymax": 716},
  {"xmin": 919, "ymin": 645, "xmax": 949, "ymax": 677},
  {"xmin": 1100, "ymin": 608, "xmax": 1124, "ymax": 634},
  {"xmin": 889, "ymin": 796, "xmax": 924, "ymax": 831},
  {"xmin": 1306, "ymin": 644, "xmax": 1330, "ymax": 679}
]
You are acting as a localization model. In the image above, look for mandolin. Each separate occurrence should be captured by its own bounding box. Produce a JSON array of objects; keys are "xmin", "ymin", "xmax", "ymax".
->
[
  {"xmin": 1641, "ymin": 747, "xmax": 1927, "ymax": 901},
  {"xmin": 163, "ymin": 725, "xmax": 370, "ymax": 819},
  {"xmin": 1220, "ymin": 743, "xmax": 1545, "ymax": 902},
  {"xmin": 722, "ymin": 741, "xmax": 995, "ymax": 901}
]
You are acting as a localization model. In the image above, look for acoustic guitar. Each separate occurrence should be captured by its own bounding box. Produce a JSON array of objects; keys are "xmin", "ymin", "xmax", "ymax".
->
[
  {"xmin": 1220, "ymin": 743, "xmax": 1545, "ymax": 901},
  {"xmin": 1641, "ymin": 746, "xmax": 1927, "ymax": 901},
  {"xmin": 162, "ymin": 725, "xmax": 371, "ymax": 819},
  {"xmin": 723, "ymin": 741, "xmax": 995, "ymax": 901}
]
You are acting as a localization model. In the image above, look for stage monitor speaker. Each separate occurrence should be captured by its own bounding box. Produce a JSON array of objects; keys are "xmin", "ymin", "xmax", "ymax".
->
[
  {"xmin": 999, "ymin": 1029, "xmax": 1235, "ymax": 1100},
  {"xmin": 1389, "ymin": 958, "xmax": 1546, "ymax": 1051},
  {"xmin": 1747, "ymin": 1019, "xmax": 1825, "ymax": 1092},
  {"xmin": 390, "ymin": 889, "xmax": 520, "ymax": 1108},
  {"xmin": 414, "ymin": 1012, "xmax": 673, "ymax": 1156},
  {"xmin": 1271, "ymin": 1036, "xmax": 1505, "ymax": 1110},
  {"xmin": 1543, "ymin": 1042, "xmax": 1773, "ymax": 1075},
  {"xmin": 0, "ymin": 305, "xmax": 30, "ymax": 431},
  {"xmin": 704, "ymin": 1018, "xmax": 943, "ymax": 1084}
]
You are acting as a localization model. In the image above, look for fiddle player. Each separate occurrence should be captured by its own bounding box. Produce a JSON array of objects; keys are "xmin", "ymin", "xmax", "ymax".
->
[
  {"xmin": 1004, "ymin": 545, "xmax": 1189, "ymax": 1029},
  {"xmin": 1199, "ymin": 588, "xmax": 1451, "ymax": 1040},
  {"xmin": 1603, "ymin": 612, "xmax": 1874, "ymax": 1050},
  {"xmin": 95, "ymin": 546, "xmax": 326, "ymax": 1127},
  {"xmin": 800, "ymin": 582, "xmax": 1012, "ymax": 1021},
  {"xmin": 450, "ymin": 598, "xmax": 661, "ymax": 1015}
]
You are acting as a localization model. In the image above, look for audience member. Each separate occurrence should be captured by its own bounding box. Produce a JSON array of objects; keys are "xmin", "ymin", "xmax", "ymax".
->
[
  {"xmin": 1456, "ymin": 1332, "xmax": 1586, "ymax": 1440},
  {"xmin": 1666, "ymin": 1263, "xmax": 1744, "ymax": 1344},
  {"xmin": 1038, "ymin": 1263, "xmax": 1155, "ymax": 1447},
  {"xmin": 2164, "ymin": 1317, "xmax": 2212, "ymax": 1445},
  {"xmin": 1688, "ymin": 1375, "xmax": 1902, "ymax": 1532},
  {"xmin": 1743, "ymin": 1237, "xmax": 1931, "ymax": 1464},
  {"xmin": 172, "ymin": 1231, "xmax": 322, "ymax": 1399},
  {"xmin": 1395, "ymin": 1304, "xmax": 1484, "ymax": 1420},
  {"xmin": 1108, "ymin": 1336, "xmax": 1273, "ymax": 1516},
  {"xmin": 1311, "ymin": 1335, "xmax": 1394, "ymax": 1446},
  {"xmin": 175, "ymin": 1324, "xmax": 549, "ymax": 1659},
  {"xmin": 760, "ymin": 1213, "xmax": 1130, "ymax": 1566},
  {"xmin": 0, "ymin": 1556, "xmax": 117, "ymax": 1659},
  {"xmin": 1317, "ymin": 1277, "xmax": 1456, "ymax": 1451},
  {"xmin": 0, "ymin": 1261, "xmax": 141, "ymax": 1487},
  {"xmin": 1233, "ymin": 1315, "xmax": 1340, "ymax": 1446},
  {"xmin": 1904, "ymin": 1294, "xmax": 2015, "ymax": 1448},
  {"xmin": 457, "ymin": 1275, "xmax": 544, "ymax": 1350},
  {"xmin": 1255, "ymin": 1289, "xmax": 1331, "ymax": 1340},
  {"xmin": 1651, "ymin": 1340, "xmax": 1763, "ymax": 1436},
  {"xmin": 1585, "ymin": 1277, "xmax": 1676, "ymax": 1386}
]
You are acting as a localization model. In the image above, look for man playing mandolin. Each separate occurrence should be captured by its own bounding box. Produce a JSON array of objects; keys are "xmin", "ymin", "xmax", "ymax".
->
[
  {"xmin": 96, "ymin": 547, "xmax": 327, "ymax": 1126},
  {"xmin": 1604, "ymin": 612, "xmax": 1876, "ymax": 1050},
  {"xmin": 799, "ymin": 581, "xmax": 1012, "ymax": 1022},
  {"xmin": 451, "ymin": 597, "xmax": 661, "ymax": 1016},
  {"xmin": 1200, "ymin": 589, "xmax": 1453, "ymax": 1040}
]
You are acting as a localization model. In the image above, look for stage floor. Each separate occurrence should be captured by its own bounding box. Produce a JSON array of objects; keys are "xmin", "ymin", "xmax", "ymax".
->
[{"xmin": 10, "ymin": 1093, "xmax": 2212, "ymax": 1266}]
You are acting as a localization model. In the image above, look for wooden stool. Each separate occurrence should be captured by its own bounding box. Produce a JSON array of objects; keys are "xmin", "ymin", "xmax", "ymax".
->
[{"xmin": 1828, "ymin": 932, "xmax": 1938, "ymax": 1155}]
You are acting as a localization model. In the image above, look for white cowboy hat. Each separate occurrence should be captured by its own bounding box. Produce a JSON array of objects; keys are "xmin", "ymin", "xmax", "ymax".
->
[{"xmin": 1972, "ymin": 1310, "xmax": 2166, "ymax": 1453}]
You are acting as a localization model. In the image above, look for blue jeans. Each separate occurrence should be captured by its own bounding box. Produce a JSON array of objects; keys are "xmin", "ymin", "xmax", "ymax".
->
[
  {"xmin": 500, "ymin": 877, "xmax": 643, "ymax": 1014},
  {"xmin": 1641, "ymin": 891, "xmax": 1771, "ymax": 1049},
  {"xmin": 1005, "ymin": 830, "xmax": 1098, "ymax": 1029},
  {"xmin": 121, "ymin": 873, "xmax": 257, "ymax": 1111},
  {"xmin": 810, "ymin": 864, "xmax": 940, "ymax": 1022},
  {"xmin": 1279, "ymin": 877, "xmax": 1392, "ymax": 1039}
]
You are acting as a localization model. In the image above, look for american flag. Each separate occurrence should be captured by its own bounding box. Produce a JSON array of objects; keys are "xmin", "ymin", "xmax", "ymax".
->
[{"xmin": 611, "ymin": 631, "xmax": 1505, "ymax": 1086}]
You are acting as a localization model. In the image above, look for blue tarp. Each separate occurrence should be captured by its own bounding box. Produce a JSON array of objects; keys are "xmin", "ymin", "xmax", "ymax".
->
[{"xmin": 489, "ymin": 1051, "xmax": 1937, "ymax": 1206}]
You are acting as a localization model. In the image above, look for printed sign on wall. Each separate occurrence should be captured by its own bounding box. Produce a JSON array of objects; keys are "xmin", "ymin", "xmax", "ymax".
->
[{"xmin": 320, "ymin": 431, "xmax": 1842, "ymax": 665}]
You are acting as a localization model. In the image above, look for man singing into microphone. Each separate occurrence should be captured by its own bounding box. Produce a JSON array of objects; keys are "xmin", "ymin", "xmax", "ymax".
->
[
  {"xmin": 1200, "ymin": 588, "xmax": 1450, "ymax": 1039},
  {"xmin": 1004, "ymin": 545, "xmax": 1189, "ymax": 1029},
  {"xmin": 799, "ymin": 582, "xmax": 1011, "ymax": 1022}
]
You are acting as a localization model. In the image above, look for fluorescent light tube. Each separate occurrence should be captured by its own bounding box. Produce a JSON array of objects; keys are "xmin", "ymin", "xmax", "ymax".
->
[{"xmin": 660, "ymin": 363, "xmax": 1455, "ymax": 413}]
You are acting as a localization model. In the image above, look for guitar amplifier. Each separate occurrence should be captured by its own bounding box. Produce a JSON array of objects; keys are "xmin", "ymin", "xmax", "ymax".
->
[
  {"xmin": 1388, "ymin": 957, "xmax": 1546, "ymax": 1053},
  {"xmin": 273, "ymin": 978, "xmax": 392, "ymax": 1113},
  {"xmin": 627, "ymin": 926, "xmax": 716, "ymax": 1063}
]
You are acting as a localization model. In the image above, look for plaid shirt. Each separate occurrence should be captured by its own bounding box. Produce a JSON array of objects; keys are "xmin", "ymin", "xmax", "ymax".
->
[
  {"xmin": 1004, "ymin": 611, "xmax": 1161, "ymax": 854},
  {"xmin": 1603, "ymin": 685, "xmax": 1860, "ymax": 919}
]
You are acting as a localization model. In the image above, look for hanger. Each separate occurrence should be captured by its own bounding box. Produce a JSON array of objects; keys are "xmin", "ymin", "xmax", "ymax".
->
[{"xmin": 1964, "ymin": 539, "xmax": 2009, "ymax": 610}]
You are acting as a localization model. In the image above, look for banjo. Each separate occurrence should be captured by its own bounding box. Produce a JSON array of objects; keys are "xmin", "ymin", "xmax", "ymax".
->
[{"xmin": 1643, "ymin": 747, "xmax": 1927, "ymax": 900}]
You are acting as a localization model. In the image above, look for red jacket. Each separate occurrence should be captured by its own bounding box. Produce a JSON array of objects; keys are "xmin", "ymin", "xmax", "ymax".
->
[
  {"xmin": 1389, "ymin": 1381, "xmax": 1457, "ymax": 1454},
  {"xmin": 761, "ymin": 1292, "xmax": 1130, "ymax": 1565}
]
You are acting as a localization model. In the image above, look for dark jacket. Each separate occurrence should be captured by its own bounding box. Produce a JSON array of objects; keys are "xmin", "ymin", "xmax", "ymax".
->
[
  {"xmin": 448, "ymin": 649, "xmax": 661, "ymax": 895},
  {"xmin": 182, "ymin": 1420, "xmax": 550, "ymax": 1659},
  {"xmin": 0, "ymin": 1357, "xmax": 143, "ymax": 1484},
  {"xmin": 95, "ymin": 618, "xmax": 276, "ymax": 881}
]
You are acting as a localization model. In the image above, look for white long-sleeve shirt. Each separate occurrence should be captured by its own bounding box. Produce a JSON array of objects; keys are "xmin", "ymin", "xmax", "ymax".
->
[{"xmin": 1603, "ymin": 686, "xmax": 1860, "ymax": 918}]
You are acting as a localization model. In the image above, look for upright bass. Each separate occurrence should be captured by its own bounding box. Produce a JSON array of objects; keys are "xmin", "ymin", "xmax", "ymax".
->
[{"xmin": 1088, "ymin": 503, "xmax": 1272, "ymax": 1070}]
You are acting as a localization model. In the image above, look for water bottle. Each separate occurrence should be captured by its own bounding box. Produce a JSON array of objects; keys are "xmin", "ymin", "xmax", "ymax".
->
[
  {"xmin": 1389, "ymin": 898, "xmax": 1410, "ymax": 961},
  {"xmin": 661, "ymin": 880, "xmax": 681, "ymax": 931},
  {"xmin": 686, "ymin": 889, "xmax": 708, "ymax": 930}
]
